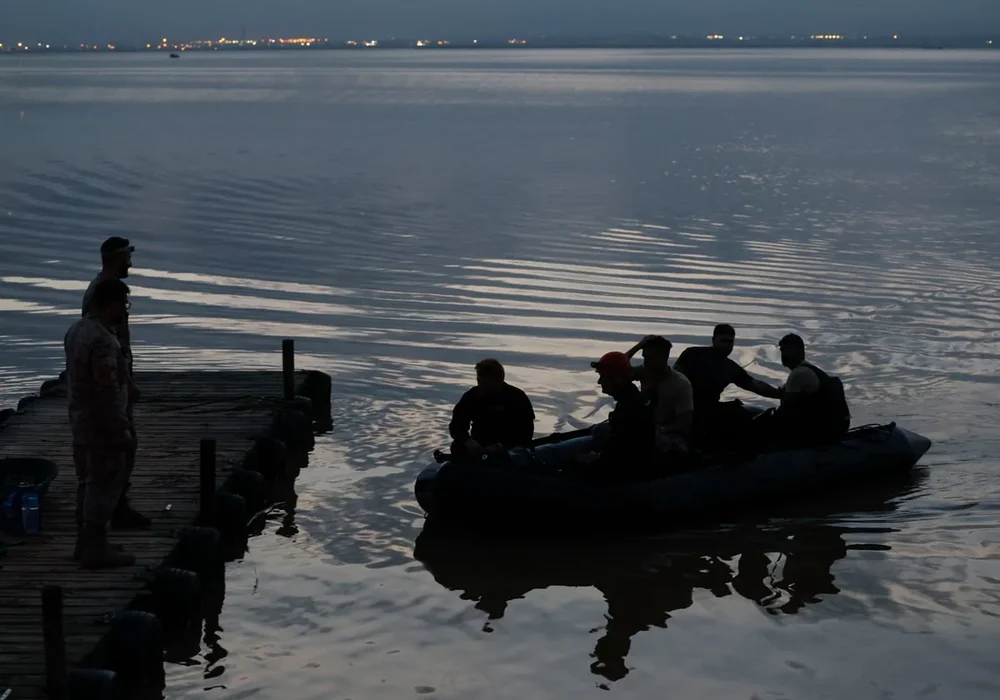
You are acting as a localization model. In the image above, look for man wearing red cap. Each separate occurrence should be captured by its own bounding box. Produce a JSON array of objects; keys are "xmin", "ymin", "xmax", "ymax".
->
[
  {"xmin": 595, "ymin": 335, "xmax": 695, "ymax": 451},
  {"xmin": 575, "ymin": 350, "xmax": 656, "ymax": 479}
]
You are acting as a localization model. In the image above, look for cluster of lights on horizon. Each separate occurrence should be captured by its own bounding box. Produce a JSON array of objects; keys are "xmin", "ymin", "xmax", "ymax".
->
[
  {"xmin": 145, "ymin": 35, "xmax": 332, "ymax": 51},
  {"xmin": 2, "ymin": 32, "xmax": 997, "ymax": 53}
]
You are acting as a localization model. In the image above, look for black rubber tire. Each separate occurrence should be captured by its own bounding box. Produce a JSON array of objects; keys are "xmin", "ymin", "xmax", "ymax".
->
[
  {"xmin": 152, "ymin": 567, "xmax": 203, "ymax": 622},
  {"xmin": 215, "ymin": 491, "xmax": 249, "ymax": 549},
  {"xmin": 172, "ymin": 526, "xmax": 224, "ymax": 584},
  {"xmin": 106, "ymin": 610, "xmax": 164, "ymax": 686},
  {"xmin": 296, "ymin": 370, "xmax": 332, "ymax": 414},
  {"xmin": 243, "ymin": 436, "xmax": 288, "ymax": 481},
  {"xmin": 67, "ymin": 667, "xmax": 117, "ymax": 700},
  {"xmin": 268, "ymin": 408, "xmax": 315, "ymax": 452},
  {"xmin": 227, "ymin": 468, "xmax": 269, "ymax": 515}
]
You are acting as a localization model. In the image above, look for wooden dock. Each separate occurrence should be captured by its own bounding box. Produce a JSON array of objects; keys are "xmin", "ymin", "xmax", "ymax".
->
[{"xmin": 0, "ymin": 366, "xmax": 315, "ymax": 699}]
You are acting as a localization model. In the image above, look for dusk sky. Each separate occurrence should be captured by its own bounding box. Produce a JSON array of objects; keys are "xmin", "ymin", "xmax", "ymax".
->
[{"xmin": 2, "ymin": 0, "xmax": 998, "ymax": 43}]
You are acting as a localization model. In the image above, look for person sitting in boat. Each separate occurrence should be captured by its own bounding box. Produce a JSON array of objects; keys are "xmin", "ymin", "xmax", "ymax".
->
[
  {"xmin": 448, "ymin": 358, "xmax": 535, "ymax": 461},
  {"xmin": 637, "ymin": 335, "xmax": 696, "ymax": 454},
  {"xmin": 672, "ymin": 324, "xmax": 782, "ymax": 442},
  {"xmin": 604, "ymin": 335, "xmax": 695, "ymax": 452},
  {"xmin": 575, "ymin": 351, "xmax": 656, "ymax": 479},
  {"xmin": 758, "ymin": 334, "xmax": 851, "ymax": 448},
  {"xmin": 620, "ymin": 334, "xmax": 667, "ymax": 396}
]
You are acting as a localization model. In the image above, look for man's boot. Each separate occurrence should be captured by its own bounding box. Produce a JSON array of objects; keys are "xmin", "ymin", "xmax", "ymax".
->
[
  {"xmin": 79, "ymin": 524, "xmax": 135, "ymax": 569},
  {"xmin": 74, "ymin": 518, "xmax": 124, "ymax": 561},
  {"xmin": 110, "ymin": 485, "xmax": 151, "ymax": 530},
  {"xmin": 73, "ymin": 517, "xmax": 83, "ymax": 561}
]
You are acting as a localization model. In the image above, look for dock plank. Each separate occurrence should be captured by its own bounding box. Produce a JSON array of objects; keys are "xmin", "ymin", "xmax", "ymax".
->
[{"xmin": 0, "ymin": 370, "xmax": 289, "ymax": 697}]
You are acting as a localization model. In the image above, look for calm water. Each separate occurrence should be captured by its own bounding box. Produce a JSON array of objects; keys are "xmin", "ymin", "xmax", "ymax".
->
[{"xmin": 2, "ymin": 49, "xmax": 1000, "ymax": 699}]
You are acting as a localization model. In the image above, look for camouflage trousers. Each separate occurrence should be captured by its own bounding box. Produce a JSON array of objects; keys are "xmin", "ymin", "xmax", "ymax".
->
[{"xmin": 72, "ymin": 444, "xmax": 132, "ymax": 528}]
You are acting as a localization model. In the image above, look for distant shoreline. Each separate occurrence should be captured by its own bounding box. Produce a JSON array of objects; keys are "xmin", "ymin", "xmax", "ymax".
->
[{"xmin": 1, "ymin": 35, "xmax": 997, "ymax": 55}]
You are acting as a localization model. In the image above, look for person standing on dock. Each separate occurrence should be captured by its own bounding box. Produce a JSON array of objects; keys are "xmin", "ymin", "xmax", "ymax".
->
[
  {"xmin": 65, "ymin": 279, "xmax": 137, "ymax": 568},
  {"xmin": 82, "ymin": 236, "xmax": 150, "ymax": 530},
  {"xmin": 83, "ymin": 237, "xmax": 134, "ymax": 373}
]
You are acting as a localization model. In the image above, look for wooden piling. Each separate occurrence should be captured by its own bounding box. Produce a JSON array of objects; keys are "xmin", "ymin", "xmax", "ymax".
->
[
  {"xmin": 282, "ymin": 338, "xmax": 295, "ymax": 402},
  {"xmin": 41, "ymin": 585, "xmax": 67, "ymax": 700},
  {"xmin": 199, "ymin": 438, "xmax": 217, "ymax": 526}
]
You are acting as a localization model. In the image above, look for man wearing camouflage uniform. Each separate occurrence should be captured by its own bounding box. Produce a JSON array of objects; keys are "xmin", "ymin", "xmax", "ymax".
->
[
  {"xmin": 65, "ymin": 278, "xmax": 137, "ymax": 568},
  {"xmin": 81, "ymin": 236, "xmax": 149, "ymax": 530}
]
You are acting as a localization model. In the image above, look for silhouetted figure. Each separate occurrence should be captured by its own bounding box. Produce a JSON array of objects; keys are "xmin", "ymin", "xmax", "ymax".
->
[
  {"xmin": 81, "ymin": 236, "xmax": 149, "ymax": 530},
  {"xmin": 673, "ymin": 324, "xmax": 781, "ymax": 443},
  {"xmin": 65, "ymin": 279, "xmax": 137, "ymax": 569},
  {"xmin": 617, "ymin": 336, "xmax": 695, "ymax": 454},
  {"xmin": 756, "ymin": 334, "xmax": 851, "ymax": 450},
  {"xmin": 449, "ymin": 358, "xmax": 535, "ymax": 460},
  {"xmin": 575, "ymin": 351, "xmax": 656, "ymax": 481}
]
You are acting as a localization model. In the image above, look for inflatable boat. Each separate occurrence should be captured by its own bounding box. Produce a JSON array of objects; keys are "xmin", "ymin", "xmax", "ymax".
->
[{"xmin": 414, "ymin": 421, "xmax": 932, "ymax": 533}]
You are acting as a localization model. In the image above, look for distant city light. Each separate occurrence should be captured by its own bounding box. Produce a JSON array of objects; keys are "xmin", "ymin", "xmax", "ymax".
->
[{"xmin": 9, "ymin": 30, "xmax": 978, "ymax": 55}]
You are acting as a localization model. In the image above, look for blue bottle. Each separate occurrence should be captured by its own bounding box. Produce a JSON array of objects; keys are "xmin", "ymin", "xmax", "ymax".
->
[{"xmin": 20, "ymin": 485, "xmax": 40, "ymax": 535}]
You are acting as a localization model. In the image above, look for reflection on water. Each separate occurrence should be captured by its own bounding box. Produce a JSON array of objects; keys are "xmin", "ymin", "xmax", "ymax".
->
[
  {"xmin": 414, "ymin": 475, "xmax": 919, "ymax": 684},
  {"xmin": 2, "ymin": 49, "xmax": 1000, "ymax": 698}
]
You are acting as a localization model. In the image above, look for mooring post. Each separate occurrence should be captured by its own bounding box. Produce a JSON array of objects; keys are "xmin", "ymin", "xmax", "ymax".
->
[
  {"xmin": 282, "ymin": 338, "xmax": 296, "ymax": 402},
  {"xmin": 199, "ymin": 438, "xmax": 217, "ymax": 526},
  {"xmin": 42, "ymin": 585, "xmax": 67, "ymax": 700}
]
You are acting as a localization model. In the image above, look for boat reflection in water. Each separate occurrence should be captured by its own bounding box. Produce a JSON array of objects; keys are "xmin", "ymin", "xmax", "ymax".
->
[{"xmin": 413, "ymin": 471, "xmax": 923, "ymax": 683}]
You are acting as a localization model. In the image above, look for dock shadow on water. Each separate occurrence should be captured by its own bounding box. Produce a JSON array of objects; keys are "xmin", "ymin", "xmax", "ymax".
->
[
  {"xmin": 413, "ymin": 473, "xmax": 923, "ymax": 687},
  {"xmin": 158, "ymin": 415, "xmax": 320, "ymax": 695}
]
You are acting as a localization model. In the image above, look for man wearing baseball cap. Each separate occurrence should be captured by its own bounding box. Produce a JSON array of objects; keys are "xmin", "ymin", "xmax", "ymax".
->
[
  {"xmin": 575, "ymin": 351, "xmax": 656, "ymax": 480},
  {"xmin": 83, "ymin": 237, "xmax": 135, "ymax": 372},
  {"xmin": 81, "ymin": 237, "xmax": 149, "ymax": 530},
  {"xmin": 593, "ymin": 335, "xmax": 695, "ymax": 454}
]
